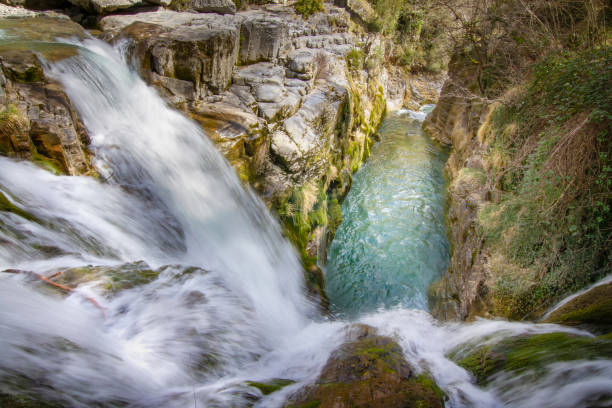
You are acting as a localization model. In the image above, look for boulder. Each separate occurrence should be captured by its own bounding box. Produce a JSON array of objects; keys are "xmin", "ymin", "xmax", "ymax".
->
[{"xmin": 288, "ymin": 324, "xmax": 445, "ymax": 408}]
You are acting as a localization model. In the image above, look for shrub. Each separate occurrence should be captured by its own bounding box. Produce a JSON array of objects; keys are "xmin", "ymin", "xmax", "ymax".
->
[
  {"xmin": 345, "ymin": 48, "xmax": 364, "ymax": 72},
  {"xmin": 294, "ymin": 0, "xmax": 324, "ymax": 19}
]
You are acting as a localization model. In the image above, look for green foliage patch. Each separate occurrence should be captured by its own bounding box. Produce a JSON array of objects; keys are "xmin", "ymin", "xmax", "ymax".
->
[{"xmin": 479, "ymin": 46, "xmax": 612, "ymax": 318}]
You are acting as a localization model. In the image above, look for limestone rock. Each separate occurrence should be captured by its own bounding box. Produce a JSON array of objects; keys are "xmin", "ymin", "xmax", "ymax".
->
[
  {"xmin": 103, "ymin": 11, "xmax": 239, "ymax": 98},
  {"xmin": 67, "ymin": 0, "xmax": 142, "ymax": 14},
  {"xmin": 333, "ymin": 0, "xmax": 375, "ymax": 24},
  {"xmin": 288, "ymin": 325, "xmax": 445, "ymax": 408},
  {"xmin": 171, "ymin": 0, "xmax": 236, "ymax": 15},
  {"xmin": 238, "ymin": 11, "xmax": 287, "ymax": 64},
  {"xmin": 0, "ymin": 38, "xmax": 92, "ymax": 176}
]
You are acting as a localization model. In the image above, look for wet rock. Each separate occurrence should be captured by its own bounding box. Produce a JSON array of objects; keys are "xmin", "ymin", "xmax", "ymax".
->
[
  {"xmin": 543, "ymin": 282, "xmax": 612, "ymax": 335},
  {"xmin": 452, "ymin": 331, "xmax": 612, "ymax": 386},
  {"xmin": 0, "ymin": 25, "xmax": 93, "ymax": 176},
  {"xmin": 288, "ymin": 324, "xmax": 445, "ymax": 408},
  {"xmin": 246, "ymin": 379, "xmax": 295, "ymax": 396}
]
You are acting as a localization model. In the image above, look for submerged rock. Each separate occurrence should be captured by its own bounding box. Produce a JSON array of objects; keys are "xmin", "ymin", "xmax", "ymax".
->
[{"xmin": 288, "ymin": 324, "xmax": 445, "ymax": 408}]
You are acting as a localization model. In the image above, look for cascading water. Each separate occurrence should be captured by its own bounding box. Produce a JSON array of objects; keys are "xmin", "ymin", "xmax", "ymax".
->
[{"xmin": 1, "ymin": 31, "xmax": 611, "ymax": 408}]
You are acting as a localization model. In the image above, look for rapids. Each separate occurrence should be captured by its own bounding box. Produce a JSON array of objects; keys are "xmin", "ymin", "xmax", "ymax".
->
[{"xmin": 0, "ymin": 32, "xmax": 611, "ymax": 408}]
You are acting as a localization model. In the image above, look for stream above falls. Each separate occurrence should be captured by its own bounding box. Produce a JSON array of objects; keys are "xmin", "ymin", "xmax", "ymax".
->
[{"xmin": 326, "ymin": 108, "xmax": 449, "ymax": 317}]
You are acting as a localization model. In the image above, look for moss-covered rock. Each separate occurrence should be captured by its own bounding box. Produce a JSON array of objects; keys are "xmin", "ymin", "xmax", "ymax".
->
[
  {"xmin": 0, "ymin": 393, "xmax": 62, "ymax": 408},
  {"xmin": 453, "ymin": 332, "xmax": 612, "ymax": 386},
  {"xmin": 288, "ymin": 325, "xmax": 444, "ymax": 408},
  {"xmin": 53, "ymin": 261, "xmax": 161, "ymax": 295},
  {"xmin": 247, "ymin": 379, "xmax": 295, "ymax": 395},
  {"xmin": 543, "ymin": 282, "xmax": 612, "ymax": 335},
  {"xmin": 0, "ymin": 191, "xmax": 39, "ymax": 223}
]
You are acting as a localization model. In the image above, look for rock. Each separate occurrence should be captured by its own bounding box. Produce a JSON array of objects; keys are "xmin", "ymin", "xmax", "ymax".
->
[
  {"xmin": 171, "ymin": 0, "xmax": 236, "ymax": 15},
  {"xmin": 55, "ymin": 261, "xmax": 160, "ymax": 294},
  {"xmin": 452, "ymin": 331, "xmax": 612, "ymax": 386},
  {"xmin": 233, "ymin": 62, "xmax": 285, "ymax": 87},
  {"xmin": 543, "ymin": 282, "xmax": 612, "ymax": 335},
  {"xmin": 287, "ymin": 49, "xmax": 315, "ymax": 80},
  {"xmin": 333, "ymin": 0, "xmax": 375, "ymax": 24},
  {"xmin": 103, "ymin": 12, "xmax": 239, "ymax": 98},
  {"xmin": 0, "ymin": 41, "xmax": 93, "ymax": 176},
  {"xmin": 255, "ymin": 83, "xmax": 284, "ymax": 103},
  {"xmin": 288, "ymin": 324, "xmax": 445, "ymax": 408},
  {"xmin": 238, "ymin": 11, "xmax": 287, "ymax": 64},
  {"xmin": 67, "ymin": 0, "xmax": 142, "ymax": 14},
  {"xmin": 190, "ymin": 100, "xmax": 268, "ymax": 180}
]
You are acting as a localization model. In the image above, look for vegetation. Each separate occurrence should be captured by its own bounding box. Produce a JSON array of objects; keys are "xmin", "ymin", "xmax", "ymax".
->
[
  {"xmin": 477, "ymin": 46, "xmax": 611, "ymax": 319},
  {"xmin": 294, "ymin": 0, "xmax": 324, "ymax": 19},
  {"xmin": 454, "ymin": 332, "xmax": 612, "ymax": 385}
]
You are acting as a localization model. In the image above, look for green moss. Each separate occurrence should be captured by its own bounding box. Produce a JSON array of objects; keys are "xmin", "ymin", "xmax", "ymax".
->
[
  {"xmin": 345, "ymin": 48, "xmax": 364, "ymax": 72},
  {"xmin": 414, "ymin": 375, "xmax": 445, "ymax": 401},
  {"xmin": 294, "ymin": 0, "xmax": 323, "ymax": 19},
  {"xmin": 474, "ymin": 47, "xmax": 612, "ymax": 319},
  {"xmin": 456, "ymin": 167, "xmax": 486, "ymax": 186},
  {"xmin": 287, "ymin": 401, "xmax": 321, "ymax": 408},
  {"xmin": 246, "ymin": 379, "xmax": 295, "ymax": 395},
  {"xmin": 0, "ymin": 191, "xmax": 39, "ymax": 223},
  {"xmin": 544, "ymin": 283, "xmax": 612, "ymax": 334},
  {"xmin": 455, "ymin": 332, "xmax": 612, "ymax": 385},
  {"xmin": 0, "ymin": 393, "xmax": 62, "ymax": 408}
]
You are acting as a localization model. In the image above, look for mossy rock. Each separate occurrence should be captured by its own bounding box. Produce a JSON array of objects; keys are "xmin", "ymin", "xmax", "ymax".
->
[
  {"xmin": 0, "ymin": 191, "xmax": 39, "ymax": 223},
  {"xmin": 543, "ymin": 282, "xmax": 612, "ymax": 335},
  {"xmin": 453, "ymin": 332, "xmax": 612, "ymax": 385},
  {"xmin": 287, "ymin": 325, "xmax": 444, "ymax": 408},
  {"xmin": 246, "ymin": 379, "xmax": 295, "ymax": 395},
  {"xmin": 0, "ymin": 393, "xmax": 62, "ymax": 408},
  {"xmin": 54, "ymin": 261, "xmax": 160, "ymax": 295}
]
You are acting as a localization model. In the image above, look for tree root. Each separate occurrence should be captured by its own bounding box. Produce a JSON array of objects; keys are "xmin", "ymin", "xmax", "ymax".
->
[{"xmin": 3, "ymin": 269, "xmax": 106, "ymax": 319}]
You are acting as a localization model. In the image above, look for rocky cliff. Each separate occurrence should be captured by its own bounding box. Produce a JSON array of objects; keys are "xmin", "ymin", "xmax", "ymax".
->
[
  {"xmin": 425, "ymin": 44, "xmax": 611, "ymax": 321},
  {"xmin": 0, "ymin": 1, "xmax": 441, "ymax": 307}
]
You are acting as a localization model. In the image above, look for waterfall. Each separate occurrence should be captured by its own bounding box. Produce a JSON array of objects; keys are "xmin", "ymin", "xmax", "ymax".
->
[{"xmin": 1, "ymin": 36, "xmax": 611, "ymax": 408}]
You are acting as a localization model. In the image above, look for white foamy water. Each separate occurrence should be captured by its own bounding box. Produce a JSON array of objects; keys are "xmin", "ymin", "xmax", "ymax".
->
[{"xmin": 1, "ymin": 36, "xmax": 611, "ymax": 408}]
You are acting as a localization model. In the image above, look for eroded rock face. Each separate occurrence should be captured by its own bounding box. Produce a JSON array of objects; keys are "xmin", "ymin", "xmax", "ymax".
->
[
  {"xmin": 100, "ymin": 5, "xmax": 390, "ymax": 284},
  {"xmin": 0, "ymin": 17, "xmax": 93, "ymax": 176},
  {"xmin": 423, "ymin": 52, "xmax": 496, "ymax": 321},
  {"xmin": 288, "ymin": 324, "xmax": 445, "ymax": 408},
  {"xmin": 103, "ymin": 12, "xmax": 239, "ymax": 98}
]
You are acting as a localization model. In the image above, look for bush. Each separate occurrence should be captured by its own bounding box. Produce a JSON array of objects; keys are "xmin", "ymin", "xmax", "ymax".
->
[
  {"xmin": 345, "ymin": 48, "xmax": 364, "ymax": 72},
  {"xmin": 294, "ymin": 0, "xmax": 324, "ymax": 19}
]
